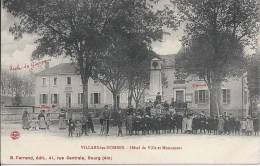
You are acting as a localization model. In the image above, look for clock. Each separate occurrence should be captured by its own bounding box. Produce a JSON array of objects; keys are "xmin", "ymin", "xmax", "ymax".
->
[{"xmin": 152, "ymin": 61, "xmax": 158, "ymax": 68}]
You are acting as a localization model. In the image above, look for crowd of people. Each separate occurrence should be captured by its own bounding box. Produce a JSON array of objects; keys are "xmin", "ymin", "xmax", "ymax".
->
[
  {"xmin": 21, "ymin": 101, "xmax": 259, "ymax": 137},
  {"xmin": 122, "ymin": 106, "xmax": 259, "ymax": 136},
  {"xmin": 22, "ymin": 110, "xmax": 52, "ymax": 130},
  {"xmin": 63, "ymin": 103, "xmax": 259, "ymax": 137}
]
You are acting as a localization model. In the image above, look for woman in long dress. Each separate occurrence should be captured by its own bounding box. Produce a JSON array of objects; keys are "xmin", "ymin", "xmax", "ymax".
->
[
  {"xmin": 186, "ymin": 114, "xmax": 193, "ymax": 134},
  {"xmin": 46, "ymin": 113, "xmax": 51, "ymax": 129},
  {"xmin": 22, "ymin": 111, "xmax": 30, "ymax": 130},
  {"xmin": 246, "ymin": 117, "xmax": 254, "ymax": 136},
  {"xmin": 182, "ymin": 114, "xmax": 188, "ymax": 133},
  {"xmin": 38, "ymin": 110, "xmax": 47, "ymax": 129},
  {"xmin": 58, "ymin": 110, "xmax": 66, "ymax": 129}
]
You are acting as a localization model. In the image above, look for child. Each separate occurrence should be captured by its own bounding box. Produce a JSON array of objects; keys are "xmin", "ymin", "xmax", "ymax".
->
[
  {"xmin": 30, "ymin": 117, "xmax": 38, "ymax": 130},
  {"xmin": 75, "ymin": 120, "xmax": 82, "ymax": 137},
  {"xmin": 68, "ymin": 118, "xmax": 75, "ymax": 137}
]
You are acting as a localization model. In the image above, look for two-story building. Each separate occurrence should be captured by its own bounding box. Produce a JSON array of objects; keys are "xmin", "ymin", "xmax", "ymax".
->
[
  {"xmin": 151, "ymin": 54, "xmax": 249, "ymax": 117},
  {"xmin": 34, "ymin": 63, "xmax": 128, "ymax": 110},
  {"xmin": 35, "ymin": 54, "xmax": 249, "ymax": 117}
]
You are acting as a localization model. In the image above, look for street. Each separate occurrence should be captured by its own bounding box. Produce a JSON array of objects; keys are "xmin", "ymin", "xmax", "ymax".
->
[{"xmin": 1, "ymin": 122, "xmax": 260, "ymax": 164}]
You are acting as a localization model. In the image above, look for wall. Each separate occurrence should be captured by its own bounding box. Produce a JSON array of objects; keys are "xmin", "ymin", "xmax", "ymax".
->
[
  {"xmin": 161, "ymin": 66, "xmax": 249, "ymax": 116},
  {"xmin": 34, "ymin": 74, "xmax": 128, "ymax": 109}
]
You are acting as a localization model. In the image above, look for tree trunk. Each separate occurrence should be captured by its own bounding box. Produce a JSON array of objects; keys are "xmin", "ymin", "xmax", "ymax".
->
[
  {"xmin": 128, "ymin": 88, "xmax": 133, "ymax": 107},
  {"xmin": 82, "ymin": 80, "xmax": 89, "ymax": 117},
  {"xmin": 112, "ymin": 92, "xmax": 118, "ymax": 111},
  {"xmin": 135, "ymin": 99, "xmax": 139, "ymax": 109},
  {"xmin": 209, "ymin": 82, "xmax": 222, "ymax": 117}
]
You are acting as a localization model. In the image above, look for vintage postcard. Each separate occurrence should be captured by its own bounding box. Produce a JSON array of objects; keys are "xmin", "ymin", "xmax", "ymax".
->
[{"xmin": 1, "ymin": 0, "xmax": 260, "ymax": 165}]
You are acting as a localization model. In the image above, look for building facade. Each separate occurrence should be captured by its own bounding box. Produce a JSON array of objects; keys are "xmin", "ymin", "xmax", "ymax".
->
[
  {"xmin": 35, "ymin": 55, "xmax": 249, "ymax": 117},
  {"xmin": 34, "ymin": 63, "xmax": 128, "ymax": 110},
  {"xmin": 148, "ymin": 54, "xmax": 249, "ymax": 117}
]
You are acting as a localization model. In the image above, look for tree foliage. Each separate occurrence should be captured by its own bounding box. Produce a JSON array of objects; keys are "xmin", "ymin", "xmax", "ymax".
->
[
  {"xmin": 172, "ymin": 0, "xmax": 260, "ymax": 116},
  {"xmin": 1, "ymin": 69, "xmax": 34, "ymax": 97},
  {"xmin": 3, "ymin": 0, "xmax": 172, "ymax": 113}
]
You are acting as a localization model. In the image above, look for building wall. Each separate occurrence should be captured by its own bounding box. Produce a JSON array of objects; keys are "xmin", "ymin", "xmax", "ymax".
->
[
  {"xmin": 34, "ymin": 74, "xmax": 128, "ymax": 109},
  {"xmin": 161, "ymin": 66, "xmax": 249, "ymax": 116}
]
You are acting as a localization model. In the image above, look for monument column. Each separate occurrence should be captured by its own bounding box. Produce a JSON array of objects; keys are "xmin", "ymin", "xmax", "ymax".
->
[{"xmin": 149, "ymin": 58, "xmax": 162, "ymax": 101}]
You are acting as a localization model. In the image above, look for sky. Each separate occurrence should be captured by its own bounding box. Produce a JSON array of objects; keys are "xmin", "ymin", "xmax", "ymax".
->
[
  {"xmin": 1, "ymin": 3, "xmax": 183, "ymax": 75},
  {"xmin": 1, "ymin": 4, "xmax": 259, "ymax": 75}
]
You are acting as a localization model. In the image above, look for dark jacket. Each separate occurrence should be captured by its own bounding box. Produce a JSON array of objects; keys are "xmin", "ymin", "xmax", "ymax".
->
[{"xmin": 115, "ymin": 111, "xmax": 124, "ymax": 127}]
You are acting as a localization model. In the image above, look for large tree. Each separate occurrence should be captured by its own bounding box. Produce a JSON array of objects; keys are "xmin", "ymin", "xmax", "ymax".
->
[
  {"xmin": 3, "ymin": 0, "xmax": 168, "ymax": 116},
  {"xmin": 3, "ymin": 0, "xmax": 117, "ymax": 116},
  {"xmin": 126, "ymin": 51, "xmax": 151, "ymax": 108},
  {"xmin": 173, "ymin": 0, "xmax": 260, "ymax": 116},
  {"xmin": 125, "ymin": 43, "xmax": 154, "ymax": 108},
  {"xmin": 247, "ymin": 52, "xmax": 260, "ymax": 116},
  {"xmin": 92, "ymin": 0, "xmax": 172, "ymax": 110}
]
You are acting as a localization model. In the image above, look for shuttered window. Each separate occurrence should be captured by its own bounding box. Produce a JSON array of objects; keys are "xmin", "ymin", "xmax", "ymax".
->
[
  {"xmin": 67, "ymin": 77, "xmax": 71, "ymax": 85},
  {"xmin": 51, "ymin": 94, "xmax": 59, "ymax": 104},
  {"xmin": 78, "ymin": 93, "xmax": 83, "ymax": 104},
  {"xmin": 91, "ymin": 93, "xmax": 101, "ymax": 104},
  {"xmin": 53, "ymin": 77, "xmax": 57, "ymax": 85},
  {"xmin": 222, "ymin": 89, "xmax": 231, "ymax": 104},
  {"xmin": 40, "ymin": 94, "xmax": 48, "ymax": 104},
  {"xmin": 195, "ymin": 90, "xmax": 208, "ymax": 104}
]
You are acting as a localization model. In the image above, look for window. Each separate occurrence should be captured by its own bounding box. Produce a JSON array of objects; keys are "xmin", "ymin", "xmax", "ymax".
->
[
  {"xmin": 51, "ymin": 94, "xmax": 59, "ymax": 104},
  {"xmin": 42, "ymin": 78, "xmax": 46, "ymax": 86},
  {"xmin": 90, "ymin": 93, "xmax": 101, "ymax": 104},
  {"xmin": 244, "ymin": 90, "xmax": 248, "ymax": 105},
  {"xmin": 67, "ymin": 77, "xmax": 71, "ymax": 85},
  {"xmin": 195, "ymin": 90, "xmax": 209, "ymax": 104},
  {"xmin": 66, "ymin": 93, "xmax": 71, "ymax": 108},
  {"xmin": 53, "ymin": 77, "xmax": 57, "ymax": 85},
  {"xmin": 222, "ymin": 89, "xmax": 231, "ymax": 104},
  {"xmin": 78, "ymin": 93, "xmax": 83, "ymax": 104},
  {"xmin": 40, "ymin": 94, "xmax": 48, "ymax": 104}
]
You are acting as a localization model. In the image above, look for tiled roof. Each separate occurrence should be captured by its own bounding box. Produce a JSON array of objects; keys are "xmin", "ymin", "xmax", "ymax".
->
[
  {"xmin": 37, "ymin": 63, "xmax": 79, "ymax": 76},
  {"xmin": 37, "ymin": 54, "xmax": 176, "ymax": 76}
]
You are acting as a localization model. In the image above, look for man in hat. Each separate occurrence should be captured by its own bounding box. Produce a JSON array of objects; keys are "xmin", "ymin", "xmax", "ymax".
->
[
  {"xmin": 102, "ymin": 105, "xmax": 111, "ymax": 136},
  {"xmin": 199, "ymin": 112, "xmax": 207, "ymax": 134},
  {"xmin": 115, "ymin": 109, "xmax": 124, "ymax": 136},
  {"xmin": 234, "ymin": 117, "xmax": 241, "ymax": 135},
  {"xmin": 229, "ymin": 113, "xmax": 236, "ymax": 135},
  {"xmin": 192, "ymin": 114, "xmax": 199, "ymax": 134},
  {"xmin": 81, "ymin": 115, "xmax": 88, "ymax": 136}
]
